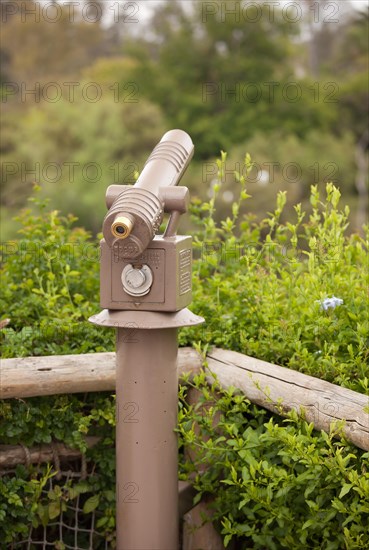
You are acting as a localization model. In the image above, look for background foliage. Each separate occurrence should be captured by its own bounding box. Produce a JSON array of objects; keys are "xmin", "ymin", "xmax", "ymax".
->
[{"xmin": 1, "ymin": 0, "xmax": 368, "ymax": 237}]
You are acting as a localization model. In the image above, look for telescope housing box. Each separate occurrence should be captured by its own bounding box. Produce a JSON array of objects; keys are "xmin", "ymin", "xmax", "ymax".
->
[{"xmin": 100, "ymin": 235, "xmax": 192, "ymax": 312}]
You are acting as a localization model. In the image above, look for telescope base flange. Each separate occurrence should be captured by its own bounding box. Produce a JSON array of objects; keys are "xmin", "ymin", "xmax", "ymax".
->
[{"xmin": 89, "ymin": 307, "xmax": 204, "ymax": 329}]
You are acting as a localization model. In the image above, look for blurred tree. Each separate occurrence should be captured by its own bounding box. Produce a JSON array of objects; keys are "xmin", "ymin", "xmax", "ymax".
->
[
  {"xmin": 332, "ymin": 10, "xmax": 369, "ymax": 229},
  {"xmin": 296, "ymin": 4, "xmax": 368, "ymax": 142},
  {"xmin": 292, "ymin": 4, "xmax": 368, "ymax": 230},
  {"xmin": 1, "ymin": 0, "xmax": 366, "ymax": 234},
  {"xmin": 331, "ymin": 10, "xmax": 368, "ymax": 137},
  {"xmin": 1, "ymin": 0, "xmax": 109, "ymax": 85},
  {"xmin": 300, "ymin": 0, "xmax": 344, "ymax": 78},
  {"xmin": 119, "ymin": 0, "xmax": 340, "ymax": 157},
  {"xmin": 1, "ymin": 95, "xmax": 165, "ymax": 233},
  {"xmin": 81, "ymin": 56, "xmax": 140, "ymax": 87},
  {"xmin": 0, "ymin": 0, "xmax": 18, "ymax": 84}
]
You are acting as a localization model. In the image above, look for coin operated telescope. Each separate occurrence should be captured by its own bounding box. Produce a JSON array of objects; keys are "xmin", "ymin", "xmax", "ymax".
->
[{"xmin": 89, "ymin": 130, "xmax": 204, "ymax": 550}]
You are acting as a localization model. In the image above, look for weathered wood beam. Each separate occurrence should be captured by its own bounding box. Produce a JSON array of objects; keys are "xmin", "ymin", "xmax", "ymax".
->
[
  {"xmin": 206, "ymin": 348, "xmax": 369, "ymax": 451},
  {"xmin": 0, "ymin": 348, "xmax": 202, "ymax": 399},
  {"xmin": 0, "ymin": 436, "xmax": 101, "ymax": 468}
]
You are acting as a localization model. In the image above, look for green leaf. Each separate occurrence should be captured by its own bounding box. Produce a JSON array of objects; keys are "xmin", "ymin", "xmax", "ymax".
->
[
  {"xmin": 339, "ymin": 484, "xmax": 353, "ymax": 499},
  {"xmin": 302, "ymin": 519, "xmax": 316, "ymax": 530},
  {"xmin": 48, "ymin": 500, "xmax": 61, "ymax": 520},
  {"xmin": 83, "ymin": 494, "xmax": 100, "ymax": 514},
  {"xmin": 96, "ymin": 516, "xmax": 109, "ymax": 529}
]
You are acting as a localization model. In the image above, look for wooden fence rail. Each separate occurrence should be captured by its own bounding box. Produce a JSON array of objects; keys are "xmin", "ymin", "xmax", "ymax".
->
[{"xmin": 1, "ymin": 348, "xmax": 368, "ymax": 450}]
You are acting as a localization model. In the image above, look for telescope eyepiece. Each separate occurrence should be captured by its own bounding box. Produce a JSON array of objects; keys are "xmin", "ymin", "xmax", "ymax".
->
[{"xmin": 111, "ymin": 215, "xmax": 134, "ymax": 239}]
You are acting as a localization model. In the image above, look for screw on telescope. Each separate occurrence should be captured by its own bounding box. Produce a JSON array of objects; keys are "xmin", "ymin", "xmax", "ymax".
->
[{"xmin": 121, "ymin": 264, "xmax": 153, "ymax": 297}]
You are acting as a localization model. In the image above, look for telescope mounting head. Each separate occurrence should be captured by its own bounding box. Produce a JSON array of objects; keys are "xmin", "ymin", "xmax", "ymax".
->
[
  {"xmin": 102, "ymin": 129, "xmax": 193, "ymax": 260},
  {"xmin": 100, "ymin": 129, "xmax": 194, "ymax": 312}
]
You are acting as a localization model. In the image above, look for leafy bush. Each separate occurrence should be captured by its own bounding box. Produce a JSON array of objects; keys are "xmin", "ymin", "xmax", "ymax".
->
[
  {"xmin": 181, "ymin": 154, "xmax": 369, "ymax": 394},
  {"xmin": 0, "ymin": 394, "xmax": 116, "ymax": 547},
  {"xmin": 178, "ymin": 375, "xmax": 369, "ymax": 549},
  {"xmin": 0, "ymin": 188, "xmax": 119, "ymax": 546},
  {"xmin": 0, "ymin": 162, "xmax": 368, "ymax": 547},
  {"xmin": 0, "ymin": 186, "xmax": 114, "ymax": 357}
]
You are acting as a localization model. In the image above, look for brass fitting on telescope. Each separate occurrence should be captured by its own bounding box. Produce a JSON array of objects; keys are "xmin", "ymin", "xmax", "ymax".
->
[{"xmin": 111, "ymin": 214, "xmax": 134, "ymax": 239}]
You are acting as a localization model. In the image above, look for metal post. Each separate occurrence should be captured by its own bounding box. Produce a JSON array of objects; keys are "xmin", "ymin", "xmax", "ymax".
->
[{"xmin": 116, "ymin": 327, "xmax": 179, "ymax": 549}]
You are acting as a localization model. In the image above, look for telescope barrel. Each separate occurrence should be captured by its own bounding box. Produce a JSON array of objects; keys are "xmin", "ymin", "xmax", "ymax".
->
[
  {"xmin": 135, "ymin": 129, "xmax": 194, "ymax": 194},
  {"xmin": 103, "ymin": 130, "xmax": 194, "ymax": 259}
]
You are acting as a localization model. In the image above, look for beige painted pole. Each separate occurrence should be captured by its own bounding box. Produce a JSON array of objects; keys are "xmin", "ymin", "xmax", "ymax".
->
[{"xmin": 116, "ymin": 326, "xmax": 179, "ymax": 549}]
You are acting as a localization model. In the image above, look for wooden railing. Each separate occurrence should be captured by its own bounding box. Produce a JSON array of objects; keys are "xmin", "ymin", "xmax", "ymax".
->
[{"xmin": 1, "ymin": 348, "xmax": 368, "ymax": 450}]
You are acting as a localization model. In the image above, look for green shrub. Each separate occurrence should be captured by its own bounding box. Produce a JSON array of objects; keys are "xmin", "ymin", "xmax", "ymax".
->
[
  {"xmin": 0, "ymin": 186, "xmax": 114, "ymax": 357},
  {"xmin": 178, "ymin": 375, "xmax": 369, "ymax": 549},
  {"xmin": 180, "ymin": 154, "xmax": 369, "ymax": 394},
  {"xmin": 0, "ymin": 394, "xmax": 116, "ymax": 547},
  {"xmin": 0, "ymin": 189, "xmax": 118, "ymax": 546}
]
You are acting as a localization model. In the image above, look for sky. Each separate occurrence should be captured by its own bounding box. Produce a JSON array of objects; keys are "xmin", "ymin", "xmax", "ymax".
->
[
  {"xmin": 135, "ymin": 1, "xmax": 368, "ymax": 8},
  {"xmin": 113, "ymin": 0, "xmax": 369, "ymax": 24},
  {"xmin": 53, "ymin": 0, "xmax": 369, "ymax": 28},
  {"xmin": 351, "ymin": 0, "xmax": 369, "ymax": 8}
]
